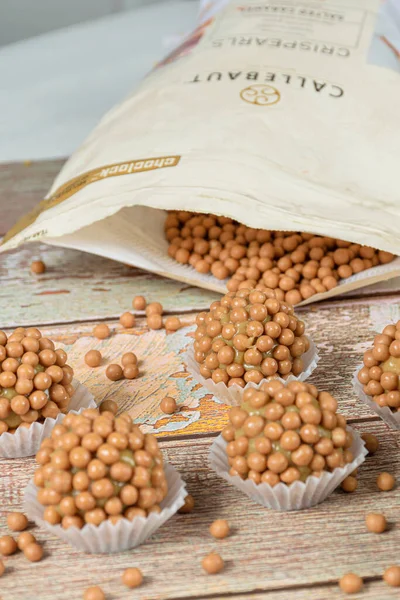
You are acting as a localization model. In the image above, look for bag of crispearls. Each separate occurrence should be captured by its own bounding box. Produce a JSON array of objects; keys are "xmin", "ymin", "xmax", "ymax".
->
[{"xmin": 1, "ymin": 0, "xmax": 400, "ymax": 305}]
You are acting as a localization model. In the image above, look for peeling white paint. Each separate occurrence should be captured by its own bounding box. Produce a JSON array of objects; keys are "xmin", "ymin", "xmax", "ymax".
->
[{"xmin": 369, "ymin": 304, "xmax": 400, "ymax": 333}]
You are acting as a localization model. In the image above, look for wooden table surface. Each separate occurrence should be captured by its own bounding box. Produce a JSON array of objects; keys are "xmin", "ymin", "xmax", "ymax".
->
[{"xmin": 0, "ymin": 161, "xmax": 399, "ymax": 600}]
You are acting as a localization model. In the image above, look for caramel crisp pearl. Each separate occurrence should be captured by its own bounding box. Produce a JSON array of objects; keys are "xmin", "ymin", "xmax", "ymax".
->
[
  {"xmin": 122, "ymin": 567, "xmax": 143, "ymax": 589},
  {"xmin": 377, "ymin": 472, "xmax": 396, "ymax": 491},
  {"xmin": 202, "ymin": 552, "xmax": 224, "ymax": 575},
  {"xmin": 105, "ymin": 364, "xmax": 124, "ymax": 381},
  {"xmin": 146, "ymin": 302, "xmax": 163, "ymax": 316},
  {"xmin": 341, "ymin": 476, "xmax": 357, "ymax": 493},
  {"xmin": 0, "ymin": 536, "xmax": 17, "ymax": 555},
  {"xmin": 31, "ymin": 260, "xmax": 46, "ymax": 275},
  {"xmin": 120, "ymin": 312, "xmax": 136, "ymax": 328},
  {"xmin": 17, "ymin": 532, "xmax": 36, "ymax": 550},
  {"xmin": 361, "ymin": 432, "xmax": 379, "ymax": 454},
  {"xmin": 165, "ymin": 212, "xmax": 394, "ymax": 304},
  {"xmin": 0, "ymin": 327, "xmax": 75, "ymax": 433},
  {"xmin": 121, "ymin": 353, "xmax": 137, "ymax": 366},
  {"xmin": 85, "ymin": 350, "xmax": 102, "ymax": 368},
  {"xmin": 194, "ymin": 289, "xmax": 309, "ymax": 386},
  {"xmin": 7, "ymin": 512, "xmax": 28, "ymax": 531},
  {"xmin": 365, "ymin": 513, "xmax": 386, "ymax": 533},
  {"xmin": 123, "ymin": 364, "xmax": 139, "ymax": 380},
  {"xmin": 147, "ymin": 314, "xmax": 163, "ymax": 330},
  {"xmin": 160, "ymin": 397, "xmax": 177, "ymax": 415},
  {"xmin": 178, "ymin": 494, "xmax": 195, "ymax": 514},
  {"xmin": 132, "ymin": 296, "xmax": 146, "ymax": 311},
  {"xmin": 383, "ymin": 566, "xmax": 400, "ymax": 587},
  {"xmin": 83, "ymin": 586, "xmax": 105, "ymax": 600},
  {"xmin": 23, "ymin": 542, "xmax": 43, "ymax": 562},
  {"xmin": 99, "ymin": 400, "xmax": 118, "ymax": 415},
  {"xmin": 223, "ymin": 383, "xmax": 354, "ymax": 486},
  {"xmin": 165, "ymin": 316, "xmax": 182, "ymax": 332},
  {"xmin": 339, "ymin": 573, "xmax": 363, "ymax": 594},
  {"xmin": 93, "ymin": 324, "xmax": 110, "ymax": 340},
  {"xmin": 34, "ymin": 410, "xmax": 168, "ymax": 528},
  {"xmin": 209, "ymin": 519, "xmax": 230, "ymax": 539}
]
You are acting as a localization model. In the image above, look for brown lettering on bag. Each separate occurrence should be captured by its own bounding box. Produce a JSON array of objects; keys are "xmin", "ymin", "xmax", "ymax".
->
[{"xmin": 2, "ymin": 155, "xmax": 181, "ymax": 245}]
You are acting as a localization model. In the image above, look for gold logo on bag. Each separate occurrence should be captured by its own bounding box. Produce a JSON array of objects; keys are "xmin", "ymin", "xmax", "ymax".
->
[{"xmin": 240, "ymin": 84, "xmax": 280, "ymax": 106}]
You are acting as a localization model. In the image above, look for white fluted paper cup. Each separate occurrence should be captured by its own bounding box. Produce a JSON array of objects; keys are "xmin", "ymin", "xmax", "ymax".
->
[
  {"xmin": 209, "ymin": 428, "xmax": 367, "ymax": 511},
  {"xmin": 0, "ymin": 380, "xmax": 96, "ymax": 459},
  {"xmin": 24, "ymin": 463, "xmax": 187, "ymax": 553},
  {"xmin": 185, "ymin": 337, "xmax": 319, "ymax": 406},
  {"xmin": 353, "ymin": 366, "xmax": 400, "ymax": 430}
]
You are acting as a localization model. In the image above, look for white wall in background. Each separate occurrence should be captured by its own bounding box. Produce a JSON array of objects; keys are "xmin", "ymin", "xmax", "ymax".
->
[
  {"xmin": 0, "ymin": 0, "xmax": 182, "ymax": 46},
  {"xmin": 0, "ymin": 1, "xmax": 199, "ymax": 162}
]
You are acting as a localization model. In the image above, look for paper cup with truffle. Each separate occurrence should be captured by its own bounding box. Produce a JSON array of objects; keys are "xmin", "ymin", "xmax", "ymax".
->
[
  {"xmin": 352, "ymin": 321, "xmax": 400, "ymax": 430},
  {"xmin": 209, "ymin": 381, "xmax": 367, "ymax": 511},
  {"xmin": 0, "ymin": 327, "xmax": 96, "ymax": 458},
  {"xmin": 185, "ymin": 288, "xmax": 319, "ymax": 406},
  {"xmin": 24, "ymin": 408, "xmax": 187, "ymax": 553}
]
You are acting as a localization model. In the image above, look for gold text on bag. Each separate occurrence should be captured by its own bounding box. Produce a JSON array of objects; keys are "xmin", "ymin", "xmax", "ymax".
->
[{"xmin": 2, "ymin": 155, "xmax": 181, "ymax": 245}]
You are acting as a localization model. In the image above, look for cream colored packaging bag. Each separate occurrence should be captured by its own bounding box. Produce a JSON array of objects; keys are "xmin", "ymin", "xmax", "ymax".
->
[{"xmin": 2, "ymin": 0, "xmax": 400, "ymax": 304}]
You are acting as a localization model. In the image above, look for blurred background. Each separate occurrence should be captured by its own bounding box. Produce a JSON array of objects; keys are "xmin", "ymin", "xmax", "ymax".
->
[
  {"xmin": 0, "ymin": 0, "xmax": 200, "ymax": 162},
  {"xmin": 0, "ymin": 0, "xmax": 196, "ymax": 47}
]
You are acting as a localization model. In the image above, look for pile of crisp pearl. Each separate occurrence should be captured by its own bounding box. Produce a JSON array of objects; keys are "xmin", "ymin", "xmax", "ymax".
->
[
  {"xmin": 34, "ymin": 408, "xmax": 168, "ymax": 528},
  {"xmin": 358, "ymin": 320, "xmax": 400, "ymax": 413},
  {"xmin": 165, "ymin": 211, "xmax": 395, "ymax": 304},
  {"xmin": 222, "ymin": 381, "xmax": 354, "ymax": 485},
  {"xmin": 0, "ymin": 327, "xmax": 74, "ymax": 434},
  {"xmin": 193, "ymin": 288, "xmax": 309, "ymax": 387}
]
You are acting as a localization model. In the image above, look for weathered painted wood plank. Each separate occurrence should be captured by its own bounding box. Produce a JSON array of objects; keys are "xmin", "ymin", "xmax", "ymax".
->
[
  {"xmin": 2, "ymin": 292, "xmax": 400, "ymax": 439},
  {"xmin": 0, "ymin": 321, "xmax": 230, "ymax": 438},
  {"xmin": 0, "ymin": 160, "xmax": 64, "ymax": 235},
  {"xmin": 0, "ymin": 244, "xmax": 220, "ymax": 327},
  {"xmin": 215, "ymin": 583, "xmax": 400, "ymax": 600},
  {"xmin": 0, "ymin": 421, "xmax": 398, "ymax": 600}
]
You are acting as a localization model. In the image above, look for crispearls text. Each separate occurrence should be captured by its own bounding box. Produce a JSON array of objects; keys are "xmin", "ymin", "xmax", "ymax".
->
[{"xmin": 211, "ymin": 38, "xmax": 350, "ymax": 58}]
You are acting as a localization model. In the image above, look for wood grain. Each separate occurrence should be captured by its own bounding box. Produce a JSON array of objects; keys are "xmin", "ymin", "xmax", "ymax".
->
[
  {"xmin": 0, "ymin": 422, "xmax": 398, "ymax": 600},
  {"xmin": 0, "ymin": 160, "xmax": 64, "ymax": 235},
  {"xmin": 1, "ymin": 160, "xmax": 400, "ymax": 600},
  {"xmin": 218, "ymin": 583, "xmax": 400, "ymax": 600},
  {"xmin": 2, "ymin": 291, "xmax": 398, "ymax": 439},
  {"xmin": 0, "ymin": 244, "xmax": 219, "ymax": 328}
]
